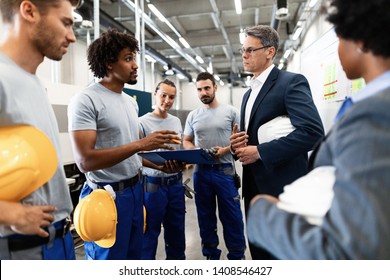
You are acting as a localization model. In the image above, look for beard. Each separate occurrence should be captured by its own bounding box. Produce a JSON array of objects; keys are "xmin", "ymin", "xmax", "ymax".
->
[
  {"xmin": 126, "ymin": 71, "xmax": 138, "ymax": 85},
  {"xmin": 200, "ymin": 94, "xmax": 215, "ymax": 104},
  {"xmin": 127, "ymin": 79, "xmax": 138, "ymax": 85},
  {"xmin": 33, "ymin": 20, "xmax": 67, "ymax": 61}
]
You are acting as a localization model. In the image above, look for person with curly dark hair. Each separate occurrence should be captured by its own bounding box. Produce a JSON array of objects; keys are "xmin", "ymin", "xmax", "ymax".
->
[
  {"xmin": 67, "ymin": 29, "xmax": 183, "ymax": 260},
  {"xmin": 246, "ymin": 0, "xmax": 390, "ymax": 259}
]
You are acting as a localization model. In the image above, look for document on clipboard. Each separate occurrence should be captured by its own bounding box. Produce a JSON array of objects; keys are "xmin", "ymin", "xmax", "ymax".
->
[{"xmin": 138, "ymin": 148, "xmax": 216, "ymax": 165}]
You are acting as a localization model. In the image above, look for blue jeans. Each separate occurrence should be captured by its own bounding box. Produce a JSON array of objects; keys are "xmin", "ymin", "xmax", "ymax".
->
[{"xmin": 193, "ymin": 164, "xmax": 246, "ymax": 260}]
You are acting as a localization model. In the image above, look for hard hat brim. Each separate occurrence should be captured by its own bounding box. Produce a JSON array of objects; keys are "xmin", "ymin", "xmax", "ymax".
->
[
  {"xmin": 94, "ymin": 190, "xmax": 117, "ymax": 248},
  {"xmin": 95, "ymin": 234, "xmax": 116, "ymax": 248}
]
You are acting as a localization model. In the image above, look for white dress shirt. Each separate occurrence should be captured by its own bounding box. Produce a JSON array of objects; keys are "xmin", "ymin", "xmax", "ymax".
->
[{"xmin": 244, "ymin": 64, "xmax": 275, "ymax": 131}]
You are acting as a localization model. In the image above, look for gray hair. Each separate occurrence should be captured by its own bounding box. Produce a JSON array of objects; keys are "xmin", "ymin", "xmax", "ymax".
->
[{"xmin": 244, "ymin": 25, "xmax": 279, "ymax": 58}]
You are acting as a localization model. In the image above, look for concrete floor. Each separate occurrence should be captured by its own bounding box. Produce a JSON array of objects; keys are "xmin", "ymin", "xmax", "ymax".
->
[{"xmin": 74, "ymin": 165, "xmax": 251, "ymax": 260}]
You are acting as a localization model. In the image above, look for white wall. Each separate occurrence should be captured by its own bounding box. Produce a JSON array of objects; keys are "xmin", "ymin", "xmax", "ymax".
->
[
  {"xmin": 36, "ymin": 42, "xmax": 90, "ymax": 87},
  {"xmin": 44, "ymin": 82, "xmax": 84, "ymax": 165}
]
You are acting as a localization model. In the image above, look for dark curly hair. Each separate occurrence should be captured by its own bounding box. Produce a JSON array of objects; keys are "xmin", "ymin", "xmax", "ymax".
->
[
  {"xmin": 87, "ymin": 29, "xmax": 139, "ymax": 79},
  {"xmin": 327, "ymin": 0, "xmax": 390, "ymax": 57}
]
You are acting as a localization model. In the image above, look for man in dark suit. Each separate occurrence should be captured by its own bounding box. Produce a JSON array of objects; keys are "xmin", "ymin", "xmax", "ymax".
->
[
  {"xmin": 246, "ymin": 0, "xmax": 390, "ymax": 260},
  {"xmin": 230, "ymin": 25, "xmax": 324, "ymax": 260}
]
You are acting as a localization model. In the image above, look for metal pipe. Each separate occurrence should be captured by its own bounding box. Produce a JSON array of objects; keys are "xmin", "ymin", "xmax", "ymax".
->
[
  {"xmin": 93, "ymin": 0, "xmax": 99, "ymax": 40},
  {"xmin": 122, "ymin": 0, "xmax": 203, "ymax": 73},
  {"xmin": 270, "ymin": 4, "xmax": 280, "ymax": 30},
  {"xmin": 209, "ymin": 0, "xmax": 238, "ymax": 73},
  {"xmin": 140, "ymin": 0, "xmax": 146, "ymax": 91},
  {"xmin": 81, "ymin": 0, "xmax": 192, "ymax": 82}
]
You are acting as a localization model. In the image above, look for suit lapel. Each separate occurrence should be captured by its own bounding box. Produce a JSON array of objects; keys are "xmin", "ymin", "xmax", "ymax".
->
[
  {"xmin": 240, "ymin": 88, "xmax": 252, "ymax": 131},
  {"xmin": 247, "ymin": 67, "xmax": 279, "ymax": 128}
]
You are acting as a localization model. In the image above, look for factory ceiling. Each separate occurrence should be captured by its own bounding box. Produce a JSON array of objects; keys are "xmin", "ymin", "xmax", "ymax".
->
[{"xmin": 74, "ymin": 0, "xmax": 320, "ymax": 86}]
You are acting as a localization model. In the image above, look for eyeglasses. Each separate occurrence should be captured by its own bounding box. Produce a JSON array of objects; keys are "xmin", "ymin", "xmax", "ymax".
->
[{"xmin": 239, "ymin": 46, "xmax": 270, "ymax": 55}]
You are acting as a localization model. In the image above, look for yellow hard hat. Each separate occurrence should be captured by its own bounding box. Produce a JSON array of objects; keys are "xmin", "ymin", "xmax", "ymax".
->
[
  {"xmin": 0, "ymin": 125, "xmax": 58, "ymax": 202},
  {"xmin": 73, "ymin": 189, "xmax": 117, "ymax": 248}
]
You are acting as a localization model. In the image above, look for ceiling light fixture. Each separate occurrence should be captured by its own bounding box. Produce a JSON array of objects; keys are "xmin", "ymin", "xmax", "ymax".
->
[
  {"xmin": 146, "ymin": 1, "xmax": 207, "ymax": 73},
  {"xmin": 275, "ymin": 0, "xmax": 289, "ymax": 20},
  {"xmin": 283, "ymin": 49, "xmax": 292, "ymax": 59},
  {"xmin": 126, "ymin": 0, "xmax": 206, "ymax": 76},
  {"xmin": 195, "ymin": 55, "xmax": 204, "ymax": 64},
  {"xmin": 165, "ymin": 69, "xmax": 174, "ymax": 76},
  {"xmin": 72, "ymin": 11, "xmax": 83, "ymax": 22},
  {"xmin": 147, "ymin": 4, "xmax": 167, "ymax": 22},
  {"xmin": 179, "ymin": 37, "xmax": 191, "ymax": 48},
  {"xmin": 309, "ymin": 0, "xmax": 319, "ymax": 8},
  {"xmin": 177, "ymin": 73, "xmax": 186, "ymax": 80},
  {"xmin": 145, "ymin": 54, "xmax": 156, "ymax": 63},
  {"xmin": 165, "ymin": 65, "xmax": 174, "ymax": 76},
  {"xmin": 207, "ymin": 59, "xmax": 213, "ymax": 74},
  {"xmin": 239, "ymin": 29, "xmax": 246, "ymax": 44},
  {"xmin": 292, "ymin": 26, "xmax": 303, "ymax": 40},
  {"xmin": 234, "ymin": 0, "xmax": 242, "ymax": 15}
]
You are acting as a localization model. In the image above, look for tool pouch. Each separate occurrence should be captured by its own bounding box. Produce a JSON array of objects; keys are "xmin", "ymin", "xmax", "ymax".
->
[{"xmin": 233, "ymin": 172, "xmax": 241, "ymax": 189}]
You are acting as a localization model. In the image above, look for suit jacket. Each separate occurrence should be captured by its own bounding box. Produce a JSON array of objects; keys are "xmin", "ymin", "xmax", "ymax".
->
[
  {"xmin": 246, "ymin": 87, "xmax": 390, "ymax": 259},
  {"xmin": 240, "ymin": 66, "xmax": 324, "ymax": 202}
]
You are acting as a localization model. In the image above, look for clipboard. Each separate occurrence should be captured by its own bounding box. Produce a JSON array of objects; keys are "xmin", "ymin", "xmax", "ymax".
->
[{"xmin": 138, "ymin": 148, "xmax": 216, "ymax": 165}]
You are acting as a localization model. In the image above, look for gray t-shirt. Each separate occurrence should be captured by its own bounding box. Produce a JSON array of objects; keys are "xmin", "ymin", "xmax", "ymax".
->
[
  {"xmin": 184, "ymin": 103, "xmax": 239, "ymax": 164},
  {"xmin": 139, "ymin": 112, "xmax": 182, "ymax": 177},
  {"xmin": 0, "ymin": 52, "xmax": 73, "ymax": 234},
  {"xmin": 68, "ymin": 82, "xmax": 142, "ymax": 182}
]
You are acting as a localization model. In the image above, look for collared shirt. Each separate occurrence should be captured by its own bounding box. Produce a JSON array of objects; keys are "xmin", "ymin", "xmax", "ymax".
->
[
  {"xmin": 244, "ymin": 64, "xmax": 275, "ymax": 131},
  {"xmin": 351, "ymin": 70, "xmax": 390, "ymax": 104}
]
